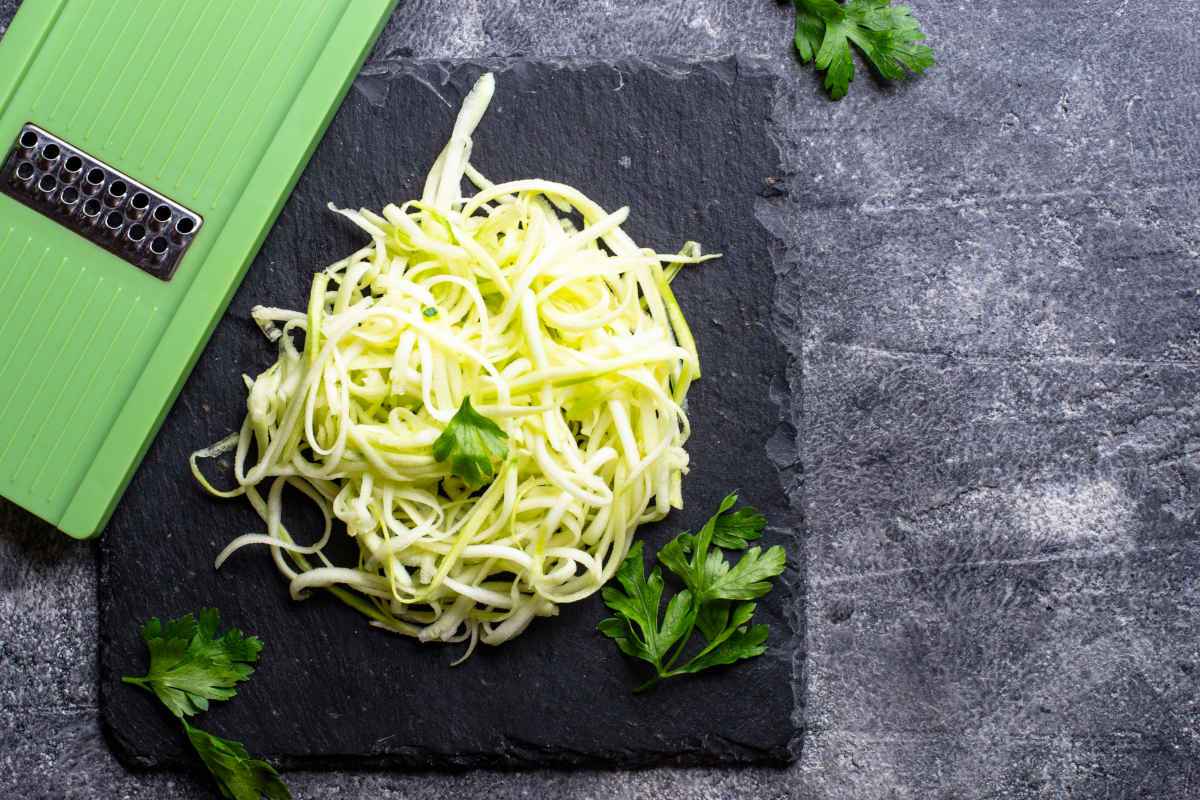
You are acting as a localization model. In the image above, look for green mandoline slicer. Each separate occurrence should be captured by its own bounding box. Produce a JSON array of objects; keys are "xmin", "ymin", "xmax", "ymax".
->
[{"xmin": 0, "ymin": 0, "xmax": 397, "ymax": 538}]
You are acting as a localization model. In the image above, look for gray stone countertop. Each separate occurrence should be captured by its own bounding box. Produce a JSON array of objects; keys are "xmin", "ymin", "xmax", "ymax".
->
[{"xmin": 2, "ymin": 2, "xmax": 1198, "ymax": 798}]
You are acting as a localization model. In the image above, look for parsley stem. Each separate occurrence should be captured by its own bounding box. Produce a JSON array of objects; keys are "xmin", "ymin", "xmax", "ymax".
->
[
  {"xmin": 662, "ymin": 612, "xmax": 698, "ymax": 672},
  {"xmin": 633, "ymin": 675, "xmax": 661, "ymax": 693},
  {"xmin": 674, "ymin": 636, "xmax": 723, "ymax": 674}
]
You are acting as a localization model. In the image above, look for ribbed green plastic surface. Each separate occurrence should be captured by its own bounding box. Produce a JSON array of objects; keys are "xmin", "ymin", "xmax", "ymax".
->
[{"xmin": 0, "ymin": 0, "xmax": 396, "ymax": 538}]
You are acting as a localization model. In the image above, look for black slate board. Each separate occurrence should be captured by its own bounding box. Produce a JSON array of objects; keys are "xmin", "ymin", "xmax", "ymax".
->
[{"xmin": 99, "ymin": 59, "xmax": 800, "ymax": 770}]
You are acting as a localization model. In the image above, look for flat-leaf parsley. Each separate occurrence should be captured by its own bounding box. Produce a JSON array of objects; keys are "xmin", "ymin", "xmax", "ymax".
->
[
  {"xmin": 121, "ymin": 608, "xmax": 262, "ymax": 719},
  {"xmin": 123, "ymin": 609, "xmax": 291, "ymax": 800},
  {"xmin": 183, "ymin": 720, "xmax": 291, "ymax": 800},
  {"xmin": 432, "ymin": 396, "xmax": 509, "ymax": 489},
  {"xmin": 599, "ymin": 493, "xmax": 786, "ymax": 691},
  {"xmin": 792, "ymin": 0, "xmax": 934, "ymax": 99}
]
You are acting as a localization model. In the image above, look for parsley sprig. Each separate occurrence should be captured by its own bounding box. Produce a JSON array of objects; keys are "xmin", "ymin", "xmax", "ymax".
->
[
  {"xmin": 599, "ymin": 493, "xmax": 787, "ymax": 691},
  {"xmin": 123, "ymin": 609, "xmax": 290, "ymax": 800},
  {"xmin": 432, "ymin": 396, "xmax": 509, "ymax": 488},
  {"xmin": 183, "ymin": 721, "xmax": 291, "ymax": 800},
  {"xmin": 122, "ymin": 608, "xmax": 262, "ymax": 719},
  {"xmin": 791, "ymin": 0, "xmax": 934, "ymax": 100}
]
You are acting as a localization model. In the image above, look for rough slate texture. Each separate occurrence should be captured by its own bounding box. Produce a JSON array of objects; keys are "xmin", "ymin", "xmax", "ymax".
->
[
  {"xmin": 3, "ymin": 1, "xmax": 1200, "ymax": 798},
  {"xmin": 97, "ymin": 59, "xmax": 799, "ymax": 771}
]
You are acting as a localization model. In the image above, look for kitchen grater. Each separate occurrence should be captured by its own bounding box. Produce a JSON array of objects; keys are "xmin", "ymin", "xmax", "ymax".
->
[{"xmin": 0, "ymin": 0, "xmax": 397, "ymax": 538}]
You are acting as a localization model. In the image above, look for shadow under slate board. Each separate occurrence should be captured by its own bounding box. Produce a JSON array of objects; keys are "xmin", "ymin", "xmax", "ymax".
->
[{"xmin": 98, "ymin": 59, "xmax": 801, "ymax": 770}]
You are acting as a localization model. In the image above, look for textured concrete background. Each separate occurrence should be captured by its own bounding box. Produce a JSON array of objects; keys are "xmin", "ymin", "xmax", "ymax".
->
[{"xmin": 2, "ymin": 1, "xmax": 1199, "ymax": 798}]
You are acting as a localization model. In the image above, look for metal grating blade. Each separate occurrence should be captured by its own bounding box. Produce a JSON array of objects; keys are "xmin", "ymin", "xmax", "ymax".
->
[{"xmin": 0, "ymin": 123, "xmax": 202, "ymax": 281}]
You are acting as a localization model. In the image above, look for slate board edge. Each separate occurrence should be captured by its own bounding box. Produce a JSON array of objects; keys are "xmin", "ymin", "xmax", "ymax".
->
[
  {"xmin": 97, "ymin": 56, "xmax": 802, "ymax": 773},
  {"xmin": 753, "ymin": 60, "xmax": 807, "ymax": 766}
]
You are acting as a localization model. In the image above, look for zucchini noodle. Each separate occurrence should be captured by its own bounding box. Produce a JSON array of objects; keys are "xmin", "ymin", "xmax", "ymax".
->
[{"xmin": 192, "ymin": 73, "xmax": 718, "ymax": 650}]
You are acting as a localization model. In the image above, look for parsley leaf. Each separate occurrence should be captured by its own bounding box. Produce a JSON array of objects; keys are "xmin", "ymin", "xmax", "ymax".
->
[
  {"xmin": 705, "ymin": 544, "xmax": 789, "ymax": 600},
  {"xmin": 712, "ymin": 504, "xmax": 766, "ymax": 550},
  {"xmin": 676, "ymin": 601, "xmax": 770, "ymax": 675},
  {"xmin": 598, "ymin": 541, "xmax": 693, "ymax": 666},
  {"xmin": 792, "ymin": 0, "xmax": 934, "ymax": 100},
  {"xmin": 792, "ymin": 1, "xmax": 829, "ymax": 63},
  {"xmin": 121, "ymin": 608, "xmax": 262, "ymax": 719},
  {"xmin": 184, "ymin": 720, "xmax": 292, "ymax": 800},
  {"xmin": 432, "ymin": 396, "xmax": 509, "ymax": 489},
  {"xmin": 123, "ymin": 610, "xmax": 291, "ymax": 799},
  {"xmin": 599, "ymin": 493, "xmax": 786, "ymax": 691}
]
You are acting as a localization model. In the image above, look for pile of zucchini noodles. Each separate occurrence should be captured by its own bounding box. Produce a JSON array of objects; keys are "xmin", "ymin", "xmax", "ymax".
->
[{"xmin": 193, "ymin": 73, "xmax": 716, "ymax": 653}]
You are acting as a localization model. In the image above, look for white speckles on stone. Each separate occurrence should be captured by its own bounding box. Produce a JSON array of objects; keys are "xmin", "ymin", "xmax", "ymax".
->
[
  {"xmin": 618, "ymin": 155, "xmax": 631, "ymax": 169},
  {"xmin": 1010, "ymin": 477, "xmax": 1134, "ymax": 548}
]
